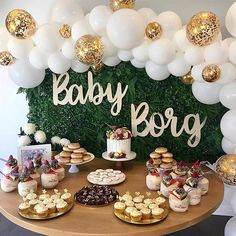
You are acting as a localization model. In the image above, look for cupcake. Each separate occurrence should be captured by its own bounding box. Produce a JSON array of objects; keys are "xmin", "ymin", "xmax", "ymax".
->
[
  {"xmin": 43, "ymin": 197, "xmax": 53, "ymax": 205},
  {"xmin": 171, "ymin": 161, "xmax": 188, "ymax": 183},
  {"xmin": 143, "ymin": 198, "xmax": 153, "ymax": 206},
  {"xmin": 152, "ymin": 207, "xmax": 164, "ymax": 219},
  {"xmin": 26, "ymin": 189, "xmax": 37, "ymax": 201},
  {"xmin": 155, "ymin": 196, "xmax": 167, "ymax": 208},
  {"xmin": 160, "ymin": 171, "xmax": 179, "ymax": 198},
  {"xmin": 133, "ymin": 192, "xmax": 144, "ymax": 203},
  {"xmin": 130, "ymin": 210, "xmax": 142, "ymax": 222},
  {"xmin": 51, "ymin": 157, "xmax": 65, "ymax": 181},
  {"xmin": 146, "ymin": 169, "xmax": 162, "ymax": 191},
  {"xmin": 121, "ymin": 192, "xmax": 132, "ymax": 202},
  {"xmin": 35, "ymin": 204, "xmax": 48, "ymax": 218},
  {"xmin": 169, "ymin": 184, "xmax": 189, "ymax": 213},
  {"xmin": 141, "ymin": 208, "xmax": 151, "ymax": 220},
  {"xmin": 124, "ymin": 206, "xmax": 136, "ymax": 217},
  {"xmin": 39, "ymin": 189, "xmax": 50, "ymax": 201},
  {"xmin": 125, "ymin": 200, "xmax": 134, "ymax": 207},
  {"xmin": 114, "ymin": 202, "xmax": 126, "ymax": 214},
  {"xmin": 18, "ymin": 199, "xmax": 30, "ymax": 214},
  {"xmin": 148, "ymin": 203, "xmax": 158, "ymax": 210},
  {"xmin": 51, "ymin": 189, "xmax": 61, "ymax": 202},
  {"xmin": 56, "ymin": 199, "xmax": 68, "ymax": 212},
  {"xmin": 28, "ymin": 199, "xmax": 39, "ymax": 211},
  {"xmin": 135, "ymin": 203, "xmax": 146, "ymax": 210},
  {"xmin": 28, "ymin": 161, "xmax": 40, "ymax": 185},
  {"xmin": 46, "ymin": 202, "xmax": 56, "ymax": 214},
  {"xmin": 2, "ymin": 155, "xmax": 18, "ymax": 175},
  {"xmin": 61, "ymin": 189, "xmax": 72, "ymax": 203}
]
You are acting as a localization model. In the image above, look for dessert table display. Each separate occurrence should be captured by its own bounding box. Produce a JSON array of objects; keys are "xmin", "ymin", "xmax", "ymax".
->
[{"xmin": 0, "ymin": 158, "xmax": 223, "ymax": 236}]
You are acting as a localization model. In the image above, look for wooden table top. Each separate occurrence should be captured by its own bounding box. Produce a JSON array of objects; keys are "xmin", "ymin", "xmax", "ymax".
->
[{"xmin": 0, "ymin": 158, "xmax": 224, "ymax": 236}]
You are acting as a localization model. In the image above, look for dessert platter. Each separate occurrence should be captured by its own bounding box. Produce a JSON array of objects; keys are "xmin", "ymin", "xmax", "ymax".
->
[
  {"xmin": 56, "ymin": 143, "xmax": 95, "ymax": 173},
  {"xmin": 87, "ymin": 169, "xmax": 126, "ymax": 185}
]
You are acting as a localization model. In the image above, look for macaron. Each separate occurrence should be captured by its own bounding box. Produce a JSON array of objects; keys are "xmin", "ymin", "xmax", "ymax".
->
[
  {"xmin": 153, "ymin": 159, "xmax": 162, "ymax": 165},
  {"xmin": 63, "ymin": 147, "xmax": 73, "ymax": 152},
  {"xmin": 73, "ymin": 148, "xmax": 87, "ymax": 154},
  {"xmin": 160, "ymin": 163, "xmax": 173, "ymax": 169},
  {"xmin": 155, "ymin": 147, "xmax": 168, "ymax": 154},
  {"xmin": 162, "ymin": 152, "xmax": 173, "ymax": 158},
  {"xmin": 59, "ymin": 151, "xmax": 71, "ymax": 158},
  {"xmin": 70, "ymin": 158, "xmax": 83, "ymax": 164},
  {"xmin": 68, "ymin": 143, "xmax": 81, "ymax": 150},
  {"xmin": 150, "ymin": 152, "xmax": 161, "ymax": 159},
  {"xmin": 162, "ymin": 157, "xmax": 173, "ymax": 163},
  {"xmin": 58, "ymin": 158, "xmax": 70, "ymax": 164},
  {"xmin": 83, "ymin": 155, "xmax": 91, "ymax": 161},
  {"xmin": 71, "ymin": 153, "xmax": 83, "ymax": 159}
]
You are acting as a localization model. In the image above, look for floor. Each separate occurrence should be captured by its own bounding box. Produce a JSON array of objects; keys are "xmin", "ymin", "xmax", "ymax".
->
[{"xmin": 0, "ymin": 213, "xmax": 230, "ymax": 236}]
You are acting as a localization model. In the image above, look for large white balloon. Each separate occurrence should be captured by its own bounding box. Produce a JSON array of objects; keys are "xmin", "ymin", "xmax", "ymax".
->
[
  {"xmin": 192, "ymin": 81, "xmax": 222, "ymax": 105},
  {"xmin": 132, "ymin": 41, "xmax": 150, "ymax": 62},
  {"xmin": 218, "ymin": 63, "xmax": 236, "ymax": 85},
  {"xmin": 71, "ymin": 60, "xmax": 89, "ymax": 73},
  {"xmin": 118, "ymin": 50, "xmax": 133, "ymax": 61},
  {"xmin": 106, "ymin": 9, "xmax": 145, "ymax": 50},
  {"xmin": 225, "ymin": 2, "xmax": 236, "ymax": 37},
  {"xmin": 221, "ymin": 109, "xmax": 236, "ymax": 143},
  {"xmin": 184, "ymin": 46, "xmax": 204, "ymax": 65},
  {"xmin": 173, "ymin": 27, "xmax": 191, "ymax": 52},
  {"xmin": 138, "ymin": 8, "xmax": 156, "ymax": 23},
  {"xmin": 51, "ymin": 0, "xmax": 84, "ymax": 25},
  {"xmin": 29, "ymin": 47, "xmax": 49, "ymax": 69},
  {"xmin": 229, "ymin": 40, "xmax": 236, "ymax": 65},
  {"xmin": 33, "ymin": 24, "xmax": 63, "ymax": 54},
  {"xmin": 101, "ymin": 37, "xmax": 117, "ymax": 58},
  {"xmin": 225, "ymin": 217, "xmax": 236, "ymax": 236},
  {"xmin": 0, "ymin": 27, "xmax": 9, "ymax": 51},
  {"xmin": 89, "ymin": 5, "xmax": 112, "ymax": 36},
  {"xmin": 222, "ymin": 137, "xmax": 236, "ymax": 154},
  {"xmin": 103, "ymin": 56, "xmax": 121, "ymax": 67},
  {"xmin": 149, "ymin": 38, "xmax": 176, "ymax": 65},
  {"xmin": 220, "ymin": 82, "xmax": 236, "ymax": 109},
  {"xmin": 223, "ymin": 37, "xmax": 235, "ymax": 48},
  {"xmin": 168, "ymin": 53, "xmax": 191, "ymax": 77},
  {"xmin": 145, "ymin": 61, "xmax": 170, "ymax": 81},
  {"xmin": 8, "ymin": 38, "xmax": 33, "ymax": 59},
  {"xmin": 48, "ymin": 52, "xmax": 71, "ymax": 74},
  {"xmin": 61, "ymin": 39, "xmax": 76, "ymax": 60},
  {"xmin": 8, "ymin": 60, "xmax": 45, "ymax": 88},
  {"xmin": 131, "ymin": 59, "xmax": 146, "ymax": 69},
  {"xmin": 72, "ymin": 19, "xmax": 94, "ymax": 41},
  {"xmin": 191, "ymin": 63, "xmax": 206, "ymax": 82}
]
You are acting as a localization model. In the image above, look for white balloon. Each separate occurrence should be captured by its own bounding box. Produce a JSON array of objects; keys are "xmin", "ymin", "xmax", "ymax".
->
[
  {"xmin": 138, "ymin": 8, "xmax": 156, "ymax": 23},
  {"xmin": 204, "ymin": 42, "xmax": 228, "ymax": 64},
  {"xmin": 89, "ymin": 5, "xmax": 112, "ymax": 36},
  {"xmin": 106, "ymin": 9, "xmax": 145, "ymax": 50},
  {"xmin": 225, "ymin": 217, "xmax": 236, "ymax": 236},
  {"xmin": 184, "ymin": 46, "xmax": 204, "ymax": 65},
  {"xmin": 8, "ymin": 60, "xmax": 45, "ymax": 88},
  {"xmin": 220, "ymin": 81, "xmax": 236, "ymax": 109},
  {"xmin": 33, "ymin": 24, "xmax": 63, "ymax": 54},
  {"xmin": 145, "ymin": 61, "xmax": 170, "ymax": 81},
  {"xmin": 29, "ymin": 47, "xmax": 49, "ymax": 69},
  {"xmin": 192, "ymin": 81, "xmax": 222, "ymax": 105},
  {"xmin": 130, "ymin": 59, "xmax": 146, "ymax": 69},
  {"xmin": 118, "ymin": 50, "xmax": 133, "ymax": 61},
  {"xmin": 226, "ymin": 2, "xmax": 236, "ymax": 37},
  {"xmin": 149, "ymin": 38, "xmax": 176, "ymax": 65},
  {"xmin": 173, "ymin": 27, "xmax": 191, "ymax": 52},
  {"xmin": 72, "ymin": 19, "xmax": 94, "ymax": 41},
  {"xmin": 71, "ymin": 60, "xmax": 89, "ymax": 73},
  {"xmin": 101, "ymin": 37, "xmax": 117, "ymax": 58},
  {"xmin": 103, "ymin": 56, "xmax": 121, "ymax": 67},
  {"xmin": 61, "ymin": 39, "xmax": 76, "ymax": 60},
  {"xmin": 191, "ymin": 63, "xmax": 206, "ymax": 82},
  {"xmin": 229, "ymin": 40, "xmax": 236, "ymax": 65},
  {"xmin": 221, "ymin": 109, "xmax": 236, "ymax": 143},
  {"xmin": 231, "ymin": 191, "xmax": 236, "ymax": 214},
  {"xmin": 0, "ymin": 27, "xmax": 9, "ymax": 51},
  {"xmin": 8, "ymin": 37, "xmax": 33, "ymax": 59},
  {"xmin": 218, "ymin": 63, "xmax": 236, "ymax": 85},
  {"xmin": 222, "ymin": 37, "xmax": 235, "ymax": 48},
  {"xmin": 222, "ymin": 137, "xmax": 236, "ymax": 154},
  {"xmin": 168, "ymin": 53, "xmax": 191, "ymax": 77},
  {"xmin": 132, "ymin": 41, "xmax": 150, "ymax": 62},
  {"xmin": 48, "ymin": 52, "xmax": 71, "ymax": 74},
  {"xmin": 51, "ymin": 0, "xmax": 84, "ymax": 25}
]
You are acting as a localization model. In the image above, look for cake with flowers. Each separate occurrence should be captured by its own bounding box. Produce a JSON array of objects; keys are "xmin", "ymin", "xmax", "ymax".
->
[{"xmin": 106, "ymin": 127, "xmax": 132, "ymax": 158}]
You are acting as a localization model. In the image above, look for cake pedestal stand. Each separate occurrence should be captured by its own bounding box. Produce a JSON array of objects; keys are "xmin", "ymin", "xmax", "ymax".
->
[
  {"xmin": 68, "ymin": 164, "xmax": 79, "ymax": 173},
  {"xmin": 102, "ymin": 151, "xmax": 136, "ymax": 170}
]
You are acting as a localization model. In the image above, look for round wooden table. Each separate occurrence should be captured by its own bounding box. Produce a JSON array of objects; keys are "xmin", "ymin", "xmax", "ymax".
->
[{"xmin": 0, "ymin": 158, "xmax": 224, "ymax": 236}]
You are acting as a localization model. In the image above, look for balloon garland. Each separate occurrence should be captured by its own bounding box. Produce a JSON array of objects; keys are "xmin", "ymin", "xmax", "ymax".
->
[{"xmin": 1, "ymin": 0, "xmax": 236, "ymax": 157}]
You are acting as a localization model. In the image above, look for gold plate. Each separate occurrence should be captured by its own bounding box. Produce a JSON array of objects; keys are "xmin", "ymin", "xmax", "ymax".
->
[
  {"xmin": 114, "ymin": 208, "xmax": 168, "ymax": 225},
  {"xmin": 18, "ymin": 201, "xmax": 74, "ymax": 220}
]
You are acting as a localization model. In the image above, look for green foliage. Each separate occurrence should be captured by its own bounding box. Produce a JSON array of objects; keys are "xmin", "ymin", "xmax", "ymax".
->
[{"xmin": 19, "ymin": 62, "xmax": 227, "ymax": 163}]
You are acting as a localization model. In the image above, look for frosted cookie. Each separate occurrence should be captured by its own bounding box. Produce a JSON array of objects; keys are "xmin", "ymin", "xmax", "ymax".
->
[
  {"xmin": 59, "ymin": 151, "xmax": 71, "ymax": 158},
  {"xmin": 68, "ymin": 143, "xmax": 80, "ymax": 150},
  {"xmin": 63, "ymin": 147, "xmax": 73, "ymax": 152},
  {"xmin": 83, "ymin": 155, "xmax": 91, "ymax": 161},
  {"xmin": 73, "ymin": 148, "xmax": 87, "ymax": 154},
  {"xmin": 58, "ymin": 158, "xmax": 70, "ymax": 164},
  {"xmin": 71, "ymin": 153, "xmax": 83, "ymax": 159},
  {"xmin": 71, "ymin": 159, "xmax": 83, "ymax": 164}
]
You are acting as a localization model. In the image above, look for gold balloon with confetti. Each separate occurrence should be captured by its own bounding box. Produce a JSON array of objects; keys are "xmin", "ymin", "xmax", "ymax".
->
[
  {"xmin": 145, "ymin": 22, "xmax": 163, "ymax": 41},
  {"xmin": 180, "ymin": 71, "xmax": 194, "ymax": 85},
  {"xmin": 59, "ymin": 24, "xmax": 71, "ymax": 39},
  {"xmin": 0, "ymin": 51, "xmax": 15, "ymax": 66},
  {"xmin": 186, "ymin": 11, "xmax": 220, "ymax": 47},
  {"xmin": 110, "ymin": 0, "xmax": 135, "ymax": 11},
  {"xmin": 202, "ymin": 64, "xmax": 221, "ymax": 82},
  {"xmin": 5, "ymin": 9, "xmax": 37, "ymax": 39},
  {"xmin": 75, "ymin": 35, "xmax": 104, "ymax": 65},
  {"xmin": 216, "ymin": 154, "xmax": 236, "ymax": 186},
  {"xmin": 91, "ymin": 62, "xmax": 104, "ymax": 73}
]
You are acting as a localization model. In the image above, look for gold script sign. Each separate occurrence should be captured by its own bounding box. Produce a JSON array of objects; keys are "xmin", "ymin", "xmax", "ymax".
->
[{"xmin": 53, "ymin": 72, "xmax": 207, "ymax": 147}]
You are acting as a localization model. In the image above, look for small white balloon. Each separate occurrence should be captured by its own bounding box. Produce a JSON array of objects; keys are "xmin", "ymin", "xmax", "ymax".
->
[
  {"xmin": 89, "ymin": 5, "xmax": 112, "ymax": 36},
  {"xmin": 71, "ymin": 60, "xmax": 89, "ymax": 73},
  {"xmin": 8, "ymin": 60, "xmax": 45, "ymax": 88},
  {"xmin": 168, "ymin": 53, "xmax": 191, "ymax": 77},
  {"xmin": 221, "ymin": 109, "xmax": 236, "ymax": 143},
  {"xmin": 149, "ymin": 38, "xmax": 176, "ymax": 65},
  {"xmin": 173, "ymin": 27, "xmax": 191, "ymax": 52},
  {"xmin": 48, "ymin": 52, "xmax": 71, "ymax": 74},
  {"xmin": 225, "ymin": 217, "xmax": 236, "ymax": 236},
  {"xmin": 132, "ymin": 41, "xmax": 150, "ymax": 62},
  {"xmin": 106, "ymin": 9, "xmax": 145, "ymax": 50},
  {"xmin": 219, "ymin": 81, "xmax": 236, "ymax": 109},
  {"xmin": 0, "ymin": 27, "xmax": 9, "ymax": 51},
  {"xmin": 51, "ymin": 0, "xmax": 84, "ymax": 25},
  {"xmin": 218, "ymin": 63, "xmax": 236, "ymax": 85},
  {"xmin": 72, "ymin": 19, "xmax": 94, "ymax": 41},
  {"xmin": 145, "ymin": 61, "xmax": 170, "ymax": 81},
  {"xmin": 191, "ymin": 63, "xmax": 206, "ymax": 82},
  {"xmin": 101, "ymin": 37, "xmax": 117, "ymax": 58},
  {"xmin": 184, "ymin": 45, "xmax": 204, "ymax": 65},
  {"xmin": 103, "ymin": 56, "xmax": 121, "ymax": 67},
  {"xmin": 130, "ymin": 59, "xmax": 146, "ymax": 69},
  {"xmin": 8, "ymin": 37, "xmax": 33, "ymax": 59},
  {"xmin": 61, "ymin": 39, "xmax": 76, "ymax": 60},
  {"xmin": 226, "ymin": 2, "xmax": 236, "ymax": 37},
  {"xmin": 33, "ymin": 24, "xmax": 63, "ymax": 54},
  {"xmin": 118, "ymin": 50, "xmax": 133, "ymax": 61},
  {"xmin": 222, "ymin": 37, "xmax": 235, "ymax": 48},
  {"xmin": 192, "ymin": 81, "xmax": 222, "ymax": 105},
  {"xmin": 29, "ymin": 47, "xmax": 49, "ymax": 69},
  {"xmin": 138, "ymin": 8, "xmax": 156, "ymax": 23},
  {"xmin": 222, "ymin": 137, "xmax": 236, "ymax": 154},
  {"xmin": 229, "ymin": 40, "xmax": 236, "ymax": 65}
]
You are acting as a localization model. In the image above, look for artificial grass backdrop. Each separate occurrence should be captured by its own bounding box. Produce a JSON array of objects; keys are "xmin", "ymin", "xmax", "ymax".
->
[{"xmin": 19, "ymin": 62, "xmax": 227, "ymax": 163}]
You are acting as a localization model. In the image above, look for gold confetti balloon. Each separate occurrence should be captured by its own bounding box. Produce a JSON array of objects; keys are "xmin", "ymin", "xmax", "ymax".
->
[
  {"xmin": 110, "ymin": 0, "xmax": 135, "ymax": 11},
  {"xmin": 186, "ymin": 11, "xmax": 221, "ymax": 47},
  {"xmin": 180, "ymin": 71, "xmax": 194, "ymax": 85},
  {"xmin": 216, "ymin": 154, "xmax": 236, "ymax": 186},
  {"xmin": 145, "ymin": 22, "xmax": 163, "ymax": 41},
  {"xmin": 5, "ymin": 9, "xmax": 37, "ymax": 39},
  {"xmin": 202, "ymin": 64, "xmax": 221, "ymax": 82},
  {"xmin": 0, "ymin": 51, "xmax": 15, "ymax": 66},
  {"xmin": 75, "ymin": 35, "xmax": 104, "ymax": 65},
  {"xmin": 59, "ymin": 24, "xmax": 71, "ymax": 39},
  {"xmin": 91, "ymin": 62, "xmax": 104, "ymax": 73}
]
